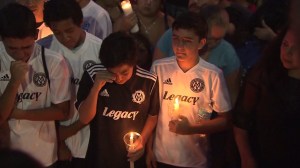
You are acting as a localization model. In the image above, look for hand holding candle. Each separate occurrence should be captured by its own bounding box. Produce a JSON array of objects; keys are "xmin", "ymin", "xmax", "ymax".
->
[
  {"xmin": 123, "ymin": 132, "xmax": 143, "ymax": 168},
  {"xmin": 120, "ymin": 0, "xmax": 139, "ymax": 33}
]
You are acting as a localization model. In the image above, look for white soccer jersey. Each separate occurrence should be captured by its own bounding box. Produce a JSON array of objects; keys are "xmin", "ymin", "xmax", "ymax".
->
[
  {"xmin": 81, "ymin": 0, "xmax": 112, "ymax": 40},
  {"xmin": 0, "ymin": 42, "xmax": 71, "ymax": 166},
  {"xmin": 38, "ymin": 32, "xmax": 102, "ymax": 158},
  {"xmin": 151, "ymin": 56, "xmax": 232, "ymax": 167},
  {"xmin": 37, "ymin": 22, "xmax": 53, "ymax": 40}
]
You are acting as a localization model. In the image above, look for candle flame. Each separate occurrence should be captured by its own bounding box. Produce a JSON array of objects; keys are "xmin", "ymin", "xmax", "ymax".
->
[
  {"xmin": 130, "ymin": 132, "xmax": 134, "ymax": 145},
  {"xmin": 174, "ymin": 98, "xmax": 179, "ymax": 111}
]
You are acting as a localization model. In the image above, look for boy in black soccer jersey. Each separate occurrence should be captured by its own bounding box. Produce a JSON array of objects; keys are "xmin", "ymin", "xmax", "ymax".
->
[{"xmin": 75, "ymin": 31, "xmax": 159, "ymax": 168}]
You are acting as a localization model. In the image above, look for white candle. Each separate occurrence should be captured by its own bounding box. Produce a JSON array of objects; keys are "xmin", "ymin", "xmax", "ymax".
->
[
  {"xmin": 129, "ymin": 132, "xmax": 134, "ymax": 168},
  {"xmin": 120, "ymin": 0, "xmax": 139, "ymax": 33}
]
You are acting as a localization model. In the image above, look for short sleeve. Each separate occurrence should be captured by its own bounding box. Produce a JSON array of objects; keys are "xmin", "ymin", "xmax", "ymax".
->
[{"xmin": 75, "ymin": 70, "xmax": 94, "ymax": 110}]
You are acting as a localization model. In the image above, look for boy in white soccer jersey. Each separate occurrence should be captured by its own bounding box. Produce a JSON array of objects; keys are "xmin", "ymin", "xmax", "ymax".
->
[
  {"xmin": 0, "ymin": 3, "xmax": 71, "ymax": 167},
  {"xmin": 75, "ymin": 32, "xmax": 160, "ymax": 168},
  {"xmin": 76, "ymin": 0, "xmax": 112, "ymax": 40},
  {"xmin": 149, "ymin": 12, "xmax": 232, "ymax": 168},
  {"xmin": 37, "ymin": 0, "xmax": 102, "ymax": 167}
]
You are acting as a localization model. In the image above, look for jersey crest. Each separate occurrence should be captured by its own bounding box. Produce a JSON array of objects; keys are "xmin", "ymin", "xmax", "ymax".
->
[
  {"xmin": 33, "ymin": 72, "xmax": 47, "ymax": 87},
  {"xmin": 190, "ymin": 78, "xmax": 205, "ymax": 93},
  {"xmin": 132, "ymin": 90, "xmax": 145, "ymax": 104}
]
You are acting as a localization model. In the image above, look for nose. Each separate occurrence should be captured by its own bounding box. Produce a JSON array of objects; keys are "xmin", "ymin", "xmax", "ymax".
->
[{"xmin": 115, "ymin": 74, "xmax": 122, "ymax": 83}]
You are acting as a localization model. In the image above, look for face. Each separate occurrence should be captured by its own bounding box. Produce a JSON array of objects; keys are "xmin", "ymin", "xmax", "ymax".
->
[
  {"xmin": 172, "ymin": 28, "xmax": 206, "ymax": 62},
  {"xmin": 188, "ymin": 0, "xmax": 219, "ymax": 12},
  {"xmin": 49, "ymin": 18, "xmax": 84, "ymax": 49},
  {"xmin": 16, "ymin": 0, "xmax": 45, "ymax": 22},
  {"xmin": 280, "ymin": 29, "xmax": 300, "ymax": 70},
  {"xmin": 2, "ymin": 36, "xmax": 35, "ymax": 62},
  {"xmin": 108, "ymin": 64, "xmax": 134, "ymax": 84},
  {"xmin": 137, "ymin": 0, "xmax": 161, "ymax": 17},
  {"xmin": 206, "ymin": 24, "xmax": 226, "ymax": 50}
]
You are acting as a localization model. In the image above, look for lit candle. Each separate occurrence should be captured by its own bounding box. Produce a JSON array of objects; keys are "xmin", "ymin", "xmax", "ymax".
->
[
  {"xmin": 130, "ymin": 132, "xmax": 134, "ymax": 146},
  {"xmin": 129, "ymin": 132, "xmax": 134, "ymax": 168},
  {"xmin": 174, "ymin": 98, "xmax": 179, "ymax": 111},
  {"xmin": 120, "ymin": 0, "xmax": 139, "ymax": 33}
]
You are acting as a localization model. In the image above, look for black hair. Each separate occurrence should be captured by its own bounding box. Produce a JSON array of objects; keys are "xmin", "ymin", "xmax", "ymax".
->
[
  {"xmin": 0, "ymin": 3, "xmax": 37, "ymax": 39},
  {"xmin": 172, "ymin": 11, "xmax": 208, "ymax": 40},
  {"xmin": 43, "ymin": 0, "xmax": 83, "ymax": 28},
  {"xmin": 99, "ymin": 32, "xmax": 137, "ymax": 68},
  {"xmin": 0, "ymin": 148, "xmax": 44, "ymax": 168}
]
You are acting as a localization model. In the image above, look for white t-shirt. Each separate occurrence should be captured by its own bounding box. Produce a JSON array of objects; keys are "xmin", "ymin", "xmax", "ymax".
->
[
  {"xmin": 38, "ymin": 32, "xmax": 102, "ymax": 158},
  {"xmin": 81, "ymin": 0, "xmax": 112, "ymax": 40},
  {"xmin": 151, "ymin": 56, "xmax": 232, "ymax": 167},
  {"xmin": 0, "ymin": 42, "xmax": 71, "ymax": 166}
]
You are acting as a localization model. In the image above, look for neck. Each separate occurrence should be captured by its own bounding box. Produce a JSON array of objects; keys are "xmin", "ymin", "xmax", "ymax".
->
[
  {"xmin": 177, "ymin": 56, "xmax": 199, "ymax": 73},
  {"xmin": 78, "ymin": 0, "xmax": 90, "ymax": 8}
]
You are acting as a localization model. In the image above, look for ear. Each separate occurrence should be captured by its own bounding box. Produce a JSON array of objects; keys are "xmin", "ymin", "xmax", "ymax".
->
[{"xmin": 198, "ymin": 38, "xmax": 206, "ymax": 50}]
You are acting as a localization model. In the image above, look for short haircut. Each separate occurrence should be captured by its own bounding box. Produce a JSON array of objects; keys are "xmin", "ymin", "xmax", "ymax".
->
[
  {"xmin": 43, "ymin": 0, "xmax": 83, "ymax": 27},
  {"xmin": 172, "ymin": 11, "xmax": 208, "ymax": 40},
  {"xmin": 99, "ymin": 32, "xmax": 137, "ymax": 68},
  {"xmin": 0, "ymin": 3, "xmax": 37, "ymax": 39}
]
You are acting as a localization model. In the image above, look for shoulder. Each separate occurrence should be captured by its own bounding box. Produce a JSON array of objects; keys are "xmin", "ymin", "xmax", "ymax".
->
[
  {"xmin": 198, "ymin": 58, "xmax": 223, "ymax": 76},
  {"xmin": 136, "ymin": 66, "xmax": 157, "ymax": 82},
  {"xmin": 152, "ymin": 56, "xmax": 175, "ymax": 67},
  {"xmin": 85, "ymin": 32, "xmax": 103, "ymax": 45},
  {"xmin": 217, "ymin": 39, "xmax": 236, "ymax": 53},
  {"xmin": 86, "ymin": 63, "xmax": 106, "ymax": 77},
  {"xmin": 36, "ymin": 35, "xmax": 54, "ymax": 49},
  {"xmin": 85, "ymin": 1, "xmax": 109, "ymax": 17}
]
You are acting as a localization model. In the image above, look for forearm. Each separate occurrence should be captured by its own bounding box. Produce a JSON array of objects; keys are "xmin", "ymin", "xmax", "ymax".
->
[
  {"xmin": 191, "ymin": 113, "xmax": 231, "ymax": 134},
  {"xmin": 141, "ymin": 115, "xmax": 158, "ymax": 146},
  {"xmin": 0, "ymin": 81, "xmax": 20, "ymax": 124},
  {"xmin": 11, "ymin": 101, "xmax": 70, "ymax": 121},
  {"xmin": 59, "ymin": 120, "xmax": 87, "ymax": 140},
  {"xmin": 78, "ymin": 86, "xmax": 100, "ymax": 124},
  {"xmin": 233, "ymin": 126, "xmax": 254, "ymax": 160},
  {"xmin": 226, "ymin": 69, "xmax": 241, "ymax": 106}
]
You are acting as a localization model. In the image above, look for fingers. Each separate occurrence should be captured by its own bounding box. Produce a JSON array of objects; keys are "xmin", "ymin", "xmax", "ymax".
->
[
  {"xmin": 168, "ymin": 120, "xmax": 177, "ymax": 133},
  {"xmin": 95, "ymin": 71, "xmax": 116, "ymax": 83},
  {"xmin": 10, "ymin": 61, "xmax": 29, "ymax": 83},
  {"xmin": 128, "ymin": 147, "xmax": 145, "ymax": 161}
]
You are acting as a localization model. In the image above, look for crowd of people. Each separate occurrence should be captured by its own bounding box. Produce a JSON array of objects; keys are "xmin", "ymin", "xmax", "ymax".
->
[{"xmin": 0, "ymin": 0, "xmax": 299, "ymax": 168}]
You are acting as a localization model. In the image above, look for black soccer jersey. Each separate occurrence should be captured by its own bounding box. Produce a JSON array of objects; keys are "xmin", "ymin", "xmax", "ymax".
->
[{"xmin": 75, "ymin": 64, "xmax": 159, "ymax": 168}]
